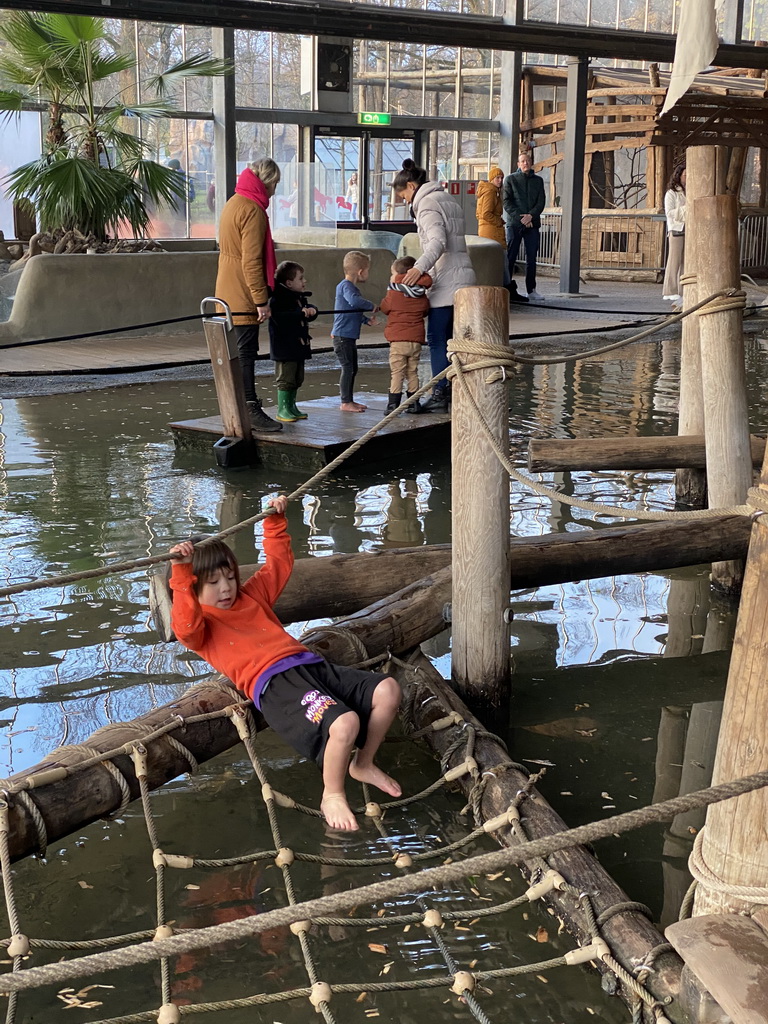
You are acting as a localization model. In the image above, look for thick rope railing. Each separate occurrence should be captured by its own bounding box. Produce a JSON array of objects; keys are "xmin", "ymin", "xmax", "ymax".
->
[
  {"xmin": 2, "ymin": 764, "xmax": 767, "ymax": 995},
  {"xmin": 0, "ymin": 287, "xmax": 747, "ymax": 601}
]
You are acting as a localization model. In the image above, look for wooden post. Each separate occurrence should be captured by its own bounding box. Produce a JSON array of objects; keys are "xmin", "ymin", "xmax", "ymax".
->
[
  {"xmin": 693, "ymin": 442, "xmax": 768, "ymax": 916},
  {"xmin": 451, "ymin": 286, "xmax": 511, "ymax": 707},
  {"xmin": 202, "ymin": 312, "xmax": 252, "ymax": 440},
  {"xmin": 696, "ymin": 193, "xmax": 751, "ymax": 594},
  {"xmin": 676, "ymin": 146, "xmax": 715, "ymax": 507}
]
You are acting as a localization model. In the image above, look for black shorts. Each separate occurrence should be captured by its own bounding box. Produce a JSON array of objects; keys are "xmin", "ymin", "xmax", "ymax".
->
[{"xmin": 259, "ymin": 660, "xmax": 388, "ymax": 767}]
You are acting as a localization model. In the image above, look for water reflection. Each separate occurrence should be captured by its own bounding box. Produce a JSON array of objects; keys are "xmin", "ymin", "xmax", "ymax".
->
[{"xmin": 2, "ymin": 338, "xmax": 768, "ymax": 1019}]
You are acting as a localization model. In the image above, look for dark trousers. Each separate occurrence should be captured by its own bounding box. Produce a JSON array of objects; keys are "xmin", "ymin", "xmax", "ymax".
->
[
  {"xmin": 275, "ymin": 360, "xmax": 305, "ymax": 390},
  {"xmin": 426, "ymin": 305, "xmax": 453, "ymax": 395},
  {"xmin": 507, "ymin": 225, "xmax": 540, "ymax": 294},
  {"xmin": 235, "ymin": 325, "xmax": 260, "ymax": 403},
  {"xmin": 333, "ymin": 336, "xmax": 359, "ymax": 403}
]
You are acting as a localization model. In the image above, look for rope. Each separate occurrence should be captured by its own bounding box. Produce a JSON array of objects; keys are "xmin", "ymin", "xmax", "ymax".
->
[
  {"xmin": 0, "ymin": 286, "xmax": 744, "ymax": 601},
  {"xmin": 3, "ymin": 766, "xmax": 764, "ymax": 994},
  {"xmin": 688, "ymin": 827, "xmax": 768, "ymax": 905},
  {"xmin": 447, "ymin": 335, "xmax": 759, "ymax": 523}
]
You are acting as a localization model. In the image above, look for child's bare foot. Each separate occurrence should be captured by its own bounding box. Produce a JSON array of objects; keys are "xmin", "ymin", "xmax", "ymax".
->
[
  {"xmin": 321, "ymin": 792, "xmax": 359, "ymax": 831},
  {"xmin": 349, "ymin": 758, "xmax": 402, "ymax": 798},
  {"xmin": 340, "ymin": 402, "xmax": 365, "ymax": 413},
  {"xmin": 352, "ymin": 401, "xmax": 367, "ymax": 411}
]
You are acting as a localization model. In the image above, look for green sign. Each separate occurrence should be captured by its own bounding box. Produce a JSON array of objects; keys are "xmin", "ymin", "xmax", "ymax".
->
[{"xmin": 357, "ymin": 111, "xmax": 392, "ymax": 126}]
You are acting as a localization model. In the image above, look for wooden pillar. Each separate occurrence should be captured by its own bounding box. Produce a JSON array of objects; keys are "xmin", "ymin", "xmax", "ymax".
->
[
  {"xmin": 451, "ymin": 286, "xmax": 511, "ymax": 707},
  {"xmin": 202, "ymin": 311, "xmax": 252, "ymax": 441},
  {"xmin": 676, "ymin": 146, "xmax": 715, "ymax": 507},
  {"xmin": 696, "ymin": 193, "xmax": 751, "ymax": 594},
  {"xmin": 693, "ymin": 443, "xmax": 768, "ymax": 915}
]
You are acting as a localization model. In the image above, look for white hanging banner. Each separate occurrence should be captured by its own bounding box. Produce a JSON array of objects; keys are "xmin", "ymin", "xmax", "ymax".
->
[{"xmin": 661, "ymin": 0, "xmax": 724, "ymax": 116}]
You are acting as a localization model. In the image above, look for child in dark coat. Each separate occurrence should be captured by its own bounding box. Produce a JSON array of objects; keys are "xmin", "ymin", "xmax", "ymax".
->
[{"xmin": 268, "ymin": 261, "xmax": 318, "ymax": 422}]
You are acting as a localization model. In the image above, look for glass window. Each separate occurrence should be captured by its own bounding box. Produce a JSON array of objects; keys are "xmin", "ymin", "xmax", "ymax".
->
[
  {"xmin": 183, "ymin": 25, "xmax": 214, "ymax": 110},
  {"xmin": 137, "ymin": 23, "xmax": 184, "ymax": 106},
  {"xmin": 424, "ymin": 45, "xmax": 458, "ymax": 118},
  {"xmin": 387, "ymin": 42, "xmax": 426, "ymax": 117},
  {"xmin": 272, "ymin": 34, "xmax": 308, "ymax": 110},
  {"xmin": 0, "ymin": 111, "xmax": 42, "ymax": 239},
  {"xmin": 368, "ymin": 137, "xmax": 415, "ymax": 220},
  {"xmin": 234, "ymin": 30, "xmax": 271, "ymax": 107},
  {"xmin": 458, "ymin": 131, "xmax": 492, "ymax": 180},
  {"xmin": 589, "ymin": 0, "xmax": 621, "ymax": 28},
  {"xmin": 459, "ymin": 49, "xmax": 493, "ymax": 119},
  {"xmin": 429, "ymin": 130, "xmax": 455, "ymax": 180}
]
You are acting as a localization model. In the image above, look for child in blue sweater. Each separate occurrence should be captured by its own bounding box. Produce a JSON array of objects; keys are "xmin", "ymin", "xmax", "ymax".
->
[{"xmin": 331, "ymin": 251, "xmax": 378, "ymax": 412}]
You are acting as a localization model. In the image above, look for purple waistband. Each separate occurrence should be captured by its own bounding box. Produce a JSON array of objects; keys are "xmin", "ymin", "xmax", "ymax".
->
[{"xmin": 250, "ymin": 651, "xmax": 323, "ymax": 709}]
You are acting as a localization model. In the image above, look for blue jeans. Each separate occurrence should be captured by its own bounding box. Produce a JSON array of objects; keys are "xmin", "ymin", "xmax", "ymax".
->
[
  {"xmin": 507, "ymin": 225, "xmax": 540, "ymax": 294},
  {"xmin": 427, "ymin": 306, "xmax": 453, "ymax": 394},
  {"xmin": 333, "ymin": 336, "xmax": 359, "ymax": 403}
]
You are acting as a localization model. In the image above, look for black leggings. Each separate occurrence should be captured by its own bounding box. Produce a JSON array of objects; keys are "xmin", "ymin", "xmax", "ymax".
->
[{"xmin": 235, "ymin": 325, "xmax": 260, "ymax": 403}]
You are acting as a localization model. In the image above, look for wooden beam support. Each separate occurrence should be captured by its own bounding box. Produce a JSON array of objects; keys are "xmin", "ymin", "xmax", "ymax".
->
[
  {"xmin": 676, "ymin": 146, "xmax": 716, "ymax": 508},
  {"xmin": 450, "ymin": 286, "xmax": 511, "ymax": 706},
  {"xmin": 528, "ymin": 434, "xmax": 766, "ymax": 472},
  {"xmin": 696, "ymin": 193, "xmax": 751, "ymax": 594}
]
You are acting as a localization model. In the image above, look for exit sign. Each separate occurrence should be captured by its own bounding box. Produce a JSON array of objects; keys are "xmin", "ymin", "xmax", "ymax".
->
[{"xmin": 357, "ymin": 111, "xmax": 392, "ymax": 126}]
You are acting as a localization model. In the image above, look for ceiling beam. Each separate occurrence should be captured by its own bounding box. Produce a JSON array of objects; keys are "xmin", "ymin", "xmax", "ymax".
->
[{"xmin": 2, "ymin": 0, "xmax": 767, "ymax": 70}]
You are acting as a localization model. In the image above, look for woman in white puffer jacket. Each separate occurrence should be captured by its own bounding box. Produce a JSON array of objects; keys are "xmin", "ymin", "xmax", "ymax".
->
[{"xmin": 392, "ymin": 159, "xmax": 476, "ymax": 412}]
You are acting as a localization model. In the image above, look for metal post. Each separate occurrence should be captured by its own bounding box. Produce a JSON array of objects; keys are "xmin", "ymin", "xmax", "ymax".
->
[
  {"xmin": 212, "ymin": 27, "xmax": 237, "ymax": 231},
  {"xmin": 498, "ymin": 0, "xmax": 524, "ymax": 175},
  {"xmin": 721, "ymin": 0, "xmax": 745, "ymax": 43},
  {"xmin": 558, "ymin": 56, "xmax": 589, "ymax": 296}
]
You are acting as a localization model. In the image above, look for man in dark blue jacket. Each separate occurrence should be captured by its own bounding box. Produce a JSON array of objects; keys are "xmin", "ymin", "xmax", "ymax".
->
[{"xmin": 503, "ymin": 151, "xmax": 546, "ymax": 302}]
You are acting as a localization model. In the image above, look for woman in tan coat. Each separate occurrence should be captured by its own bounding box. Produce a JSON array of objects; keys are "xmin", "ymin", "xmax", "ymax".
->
[
  {"xmin": 476, "ymin": 167, "xmax": 505, "ymax": 247},
  {"xmin": 215, "ymin": 157, "xmax": 282, "ymax": 432}
]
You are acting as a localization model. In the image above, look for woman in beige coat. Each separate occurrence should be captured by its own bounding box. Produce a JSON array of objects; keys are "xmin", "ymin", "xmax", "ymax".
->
[{"xmin": 215, "ymin": 157, "xmax": 282, "ymax": 432}]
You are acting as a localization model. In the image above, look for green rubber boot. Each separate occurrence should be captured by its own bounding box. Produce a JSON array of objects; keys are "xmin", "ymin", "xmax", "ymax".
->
[
  {"xmin": 288, "ymin": 388, "xmax": 308, "ymax": 420},
  {"xmin": 276, "ymin": 390, "xmax": 299, "ymax": 422}
]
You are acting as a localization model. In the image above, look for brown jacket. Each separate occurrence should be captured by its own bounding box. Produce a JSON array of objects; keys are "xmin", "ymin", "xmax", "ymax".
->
[
  {"xmin": 215, "ymin": 193, "xmax": 270, "ymax": 325},
  {"xmin": 475, "ymin": 179, "xmax": 505, "ymax": 248},
  {"xmin": 380, "ymin": 272, "xmax": 432, "ymax": 343}
]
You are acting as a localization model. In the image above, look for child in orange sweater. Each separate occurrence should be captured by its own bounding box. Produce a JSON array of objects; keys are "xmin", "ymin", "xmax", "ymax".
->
[
  {"xmin": 169, "ymin": 496, "xmax": 401, "ymax": 831},
  {"xmin": 379, "ymin": 255, "xmax": 432, "ymax": 413}
]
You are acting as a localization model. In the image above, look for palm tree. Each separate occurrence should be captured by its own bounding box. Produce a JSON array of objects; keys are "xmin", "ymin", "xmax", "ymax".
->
[{"xmin": 0, "ymin": 12, "xmax": 230, "ymax": 240}]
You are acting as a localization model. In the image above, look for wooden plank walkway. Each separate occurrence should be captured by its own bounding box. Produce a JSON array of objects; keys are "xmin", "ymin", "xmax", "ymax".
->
[
  {"xmin": 0, "ymin": 311, "xmax": 634, "ymax": 375},
  {"xmin": 171, "ymin": 393, "xmax": 451, "ymax": 470}
]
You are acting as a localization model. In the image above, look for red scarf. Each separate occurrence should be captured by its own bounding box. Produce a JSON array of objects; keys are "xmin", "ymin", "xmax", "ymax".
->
[{"xmin": 235, "ymin": 167, "xmax": 277, "ymax": 290}]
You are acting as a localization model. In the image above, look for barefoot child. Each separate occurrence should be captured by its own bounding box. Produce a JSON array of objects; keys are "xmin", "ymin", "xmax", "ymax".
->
[
  {"xmin": 269, "ymin": 261, "xmax": 318, "ymax": 422},
  {"xmin": 379, "ymin": 255, "xmax": 432, "ymax": 413},
  {"xmin": 168, "ymin": 497, "xmax": 401, "ymax": 831},
  {"xmin": 331, "ymin": 251, "xmax": 378, "ymax": 412}
]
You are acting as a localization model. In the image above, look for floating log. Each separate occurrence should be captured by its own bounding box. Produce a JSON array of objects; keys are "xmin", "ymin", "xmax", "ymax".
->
[
  {"xmin": 150, "ymin": 544, "xmax": 453, "ymax": 641},
  {"xmin": 150, "ymin": 515, "xmax": 751, "ymax": 641},
  {"xmin": 394, "ymin": 648, "xmax": 684, "ymax": 1018},
  {"xmin": 528, "ymin": 434, "xmax": 765, "ymax": 473}
]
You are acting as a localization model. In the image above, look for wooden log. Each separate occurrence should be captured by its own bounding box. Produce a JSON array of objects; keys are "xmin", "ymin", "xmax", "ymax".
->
[
  {"xmin": 676, "ymin": 146, "xmax": 715, "ymax": 507},
  {"xmin": 151, "ymin": 516, "xmax": 753, "ymax": 643},
  {"xmin": 696, "ymin": 193, "xmax": 751, "ymax": 594},
  {"xmin": 528, "ymin": 434, "xmax": 766, "ymax": 472},
  {"xmin": 451, "ymin": 286, "xmax": 511, "ymax": 706},
  {"xmin": 149, "ymin": 544, "xmax": 453, "ymax": 641},
  {"xmin": 693, "ymin": 440, "xmax": 768, "ymax": 916},
  {"xmin": 394, "ymin": 649, "xmax": 684, "ymax": 1018}
]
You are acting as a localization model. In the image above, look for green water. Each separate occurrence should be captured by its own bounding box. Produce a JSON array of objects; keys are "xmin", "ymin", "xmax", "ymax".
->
[{"xmin": 2, "ymin": 338, "xmax": 768, "ymax": 1022}]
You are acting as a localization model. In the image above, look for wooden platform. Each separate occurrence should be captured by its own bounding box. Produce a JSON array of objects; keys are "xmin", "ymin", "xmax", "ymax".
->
[{"xmin": 170, "ymin": 394, "xmax": 451, "ymax": 470}]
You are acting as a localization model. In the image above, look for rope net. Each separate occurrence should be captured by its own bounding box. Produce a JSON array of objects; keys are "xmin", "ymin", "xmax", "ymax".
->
[{"xmin": 1, "ymin": 655, "xmax": 728, "ymax": 1023}]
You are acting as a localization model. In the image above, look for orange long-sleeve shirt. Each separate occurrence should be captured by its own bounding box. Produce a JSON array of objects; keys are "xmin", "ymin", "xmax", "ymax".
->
[{"xmin": 169, "ymin": 513, "xmax": 311, "ymax": 702}]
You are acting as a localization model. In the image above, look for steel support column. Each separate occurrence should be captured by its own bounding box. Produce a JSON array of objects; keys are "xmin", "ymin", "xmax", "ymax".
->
[
  {"xmin": 212, "ymin": 27, "xmax": 237, "ymax": 228},
  {"xmin": 498, "ymin": 0, "xmax": 524, "ymax": 175},
  {"xmin": 558, "ymin": 55, "xmax": 588, "ymax": 296}
]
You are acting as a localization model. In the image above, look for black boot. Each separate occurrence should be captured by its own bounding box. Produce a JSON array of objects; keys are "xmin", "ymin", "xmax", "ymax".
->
[
  {"xmin": 405, "ymin": 391, "xmax": 423, "ymax": 413},
  {"xmin": 508, "ymin": 280, "xmax": 529, "ymax": 304},
  {"xmin": 419, "ymin": 390, "xmax": 450, "ymax": 413},
  {"xmin": 386, "ymin": 392, "xmax": 402, "ymax": 412},
  {"xmin": 247, "ymin": 397, "xmax": 283, "ymax": 433}
]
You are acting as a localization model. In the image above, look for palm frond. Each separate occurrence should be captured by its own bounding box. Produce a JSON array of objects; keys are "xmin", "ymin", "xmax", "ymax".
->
[
  {"xmin": 145, "ymin": 53, "xmax": 232, "ymax": 99},
  {"xmin": 89, "ymin": 52, "xmax": 136, "ymax": 82}
]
